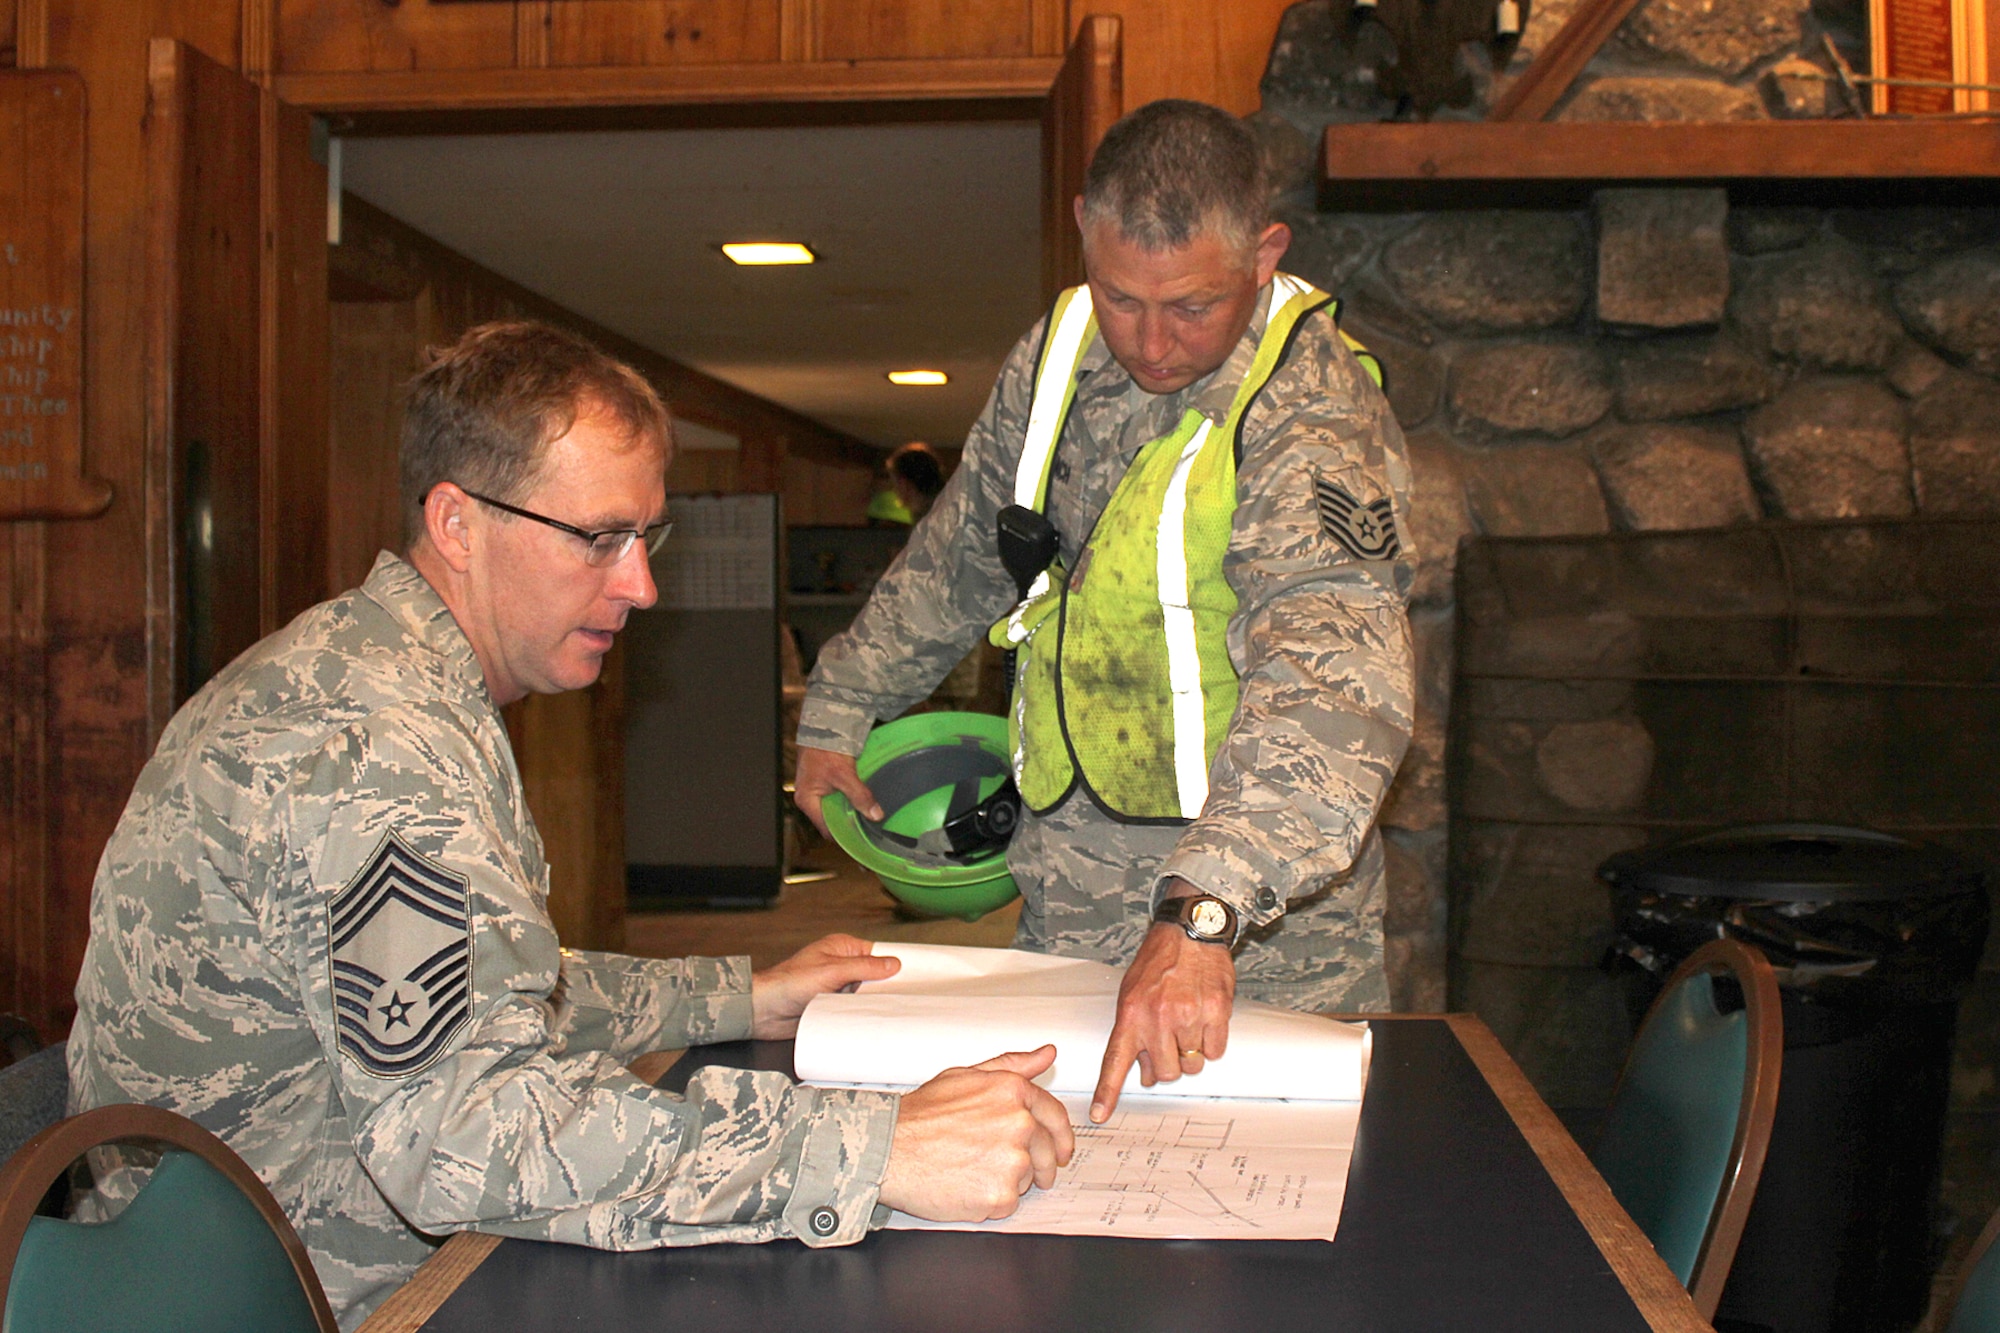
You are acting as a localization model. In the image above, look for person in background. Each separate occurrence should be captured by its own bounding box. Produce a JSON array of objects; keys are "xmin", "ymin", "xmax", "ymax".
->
[
  {"xmin": 866, "ymin": 441, "xmax": 947, "ymax": 525},
  {"xmin": 67, "ymin": 321, "xmax": 1073, "ymax": 1330}
]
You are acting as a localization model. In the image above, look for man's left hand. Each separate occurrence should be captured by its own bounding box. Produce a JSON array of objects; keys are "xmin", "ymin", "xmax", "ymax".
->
[
  {"xmin": 750, "ymin": 934, "xmax": 900, "ymax": 1040},
  {"xmin": 1089, "ymin": 892, "xmax": 1236, "ymax": 1123}
]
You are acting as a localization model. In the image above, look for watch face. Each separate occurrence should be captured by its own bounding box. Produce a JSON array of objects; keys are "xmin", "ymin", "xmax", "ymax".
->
[{"xmin": 1189, "ymin": 899, "xmax": 1230, "ymax": 939}]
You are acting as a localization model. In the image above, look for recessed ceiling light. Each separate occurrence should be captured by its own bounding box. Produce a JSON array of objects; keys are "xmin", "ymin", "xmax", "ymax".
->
[
  {"xmin": 721, "ymin": 242, "xmax": 816, "ymax": 266},
  {"xmin": 887, "ymin": 370, "xmax": 949, "ymax": 386}
]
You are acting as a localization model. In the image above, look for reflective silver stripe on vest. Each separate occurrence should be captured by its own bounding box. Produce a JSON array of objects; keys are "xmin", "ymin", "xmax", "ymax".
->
[
  {"xmin": 1015, "ymin": 290, "xmax": 1097, "ymax": 508},
  {"xmin": 1156, "ymin": 418, "xmax": 1217, "ymax": 819}
]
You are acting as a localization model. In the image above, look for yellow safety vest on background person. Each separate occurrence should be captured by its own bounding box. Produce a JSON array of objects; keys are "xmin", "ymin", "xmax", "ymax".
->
[{"xmin": 988, "ymin": 275, "xmax": 1382, "ymax": 823}]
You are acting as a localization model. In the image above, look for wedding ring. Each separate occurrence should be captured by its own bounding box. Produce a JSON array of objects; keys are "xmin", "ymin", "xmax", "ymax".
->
[{"xmin": 1182, "ymin": 1049, "xmax": 1202, "ymax": 1060}]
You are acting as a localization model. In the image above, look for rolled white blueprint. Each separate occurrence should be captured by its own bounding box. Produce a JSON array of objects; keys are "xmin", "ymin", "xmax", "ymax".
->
[{"xmin": 794, "ymin": 942, "xmax": 1371, "ymax": 1102}]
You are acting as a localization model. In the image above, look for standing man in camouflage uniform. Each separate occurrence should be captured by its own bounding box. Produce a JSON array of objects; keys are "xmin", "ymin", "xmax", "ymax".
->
[
  {"xmin": 69, "ymin": 322, "xmax": 1072, "ymax": 1330},
  {"xmin": 795, "ymin": 101, "xmax": 1415, "ymax": 1123}
]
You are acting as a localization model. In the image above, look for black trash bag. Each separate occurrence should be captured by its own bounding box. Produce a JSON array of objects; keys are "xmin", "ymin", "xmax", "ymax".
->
[{"xmin": 1602, "ymin": 823, "xmax": 1989, "ymax": 1009}]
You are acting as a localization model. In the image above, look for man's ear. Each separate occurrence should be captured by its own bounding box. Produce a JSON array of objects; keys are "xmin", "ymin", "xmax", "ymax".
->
[
  {"xmin": 423, "ymin": 482, "xmax": 477, "ymax": 574},
  {"xmin": 1072, "ymin": 194, "xmax": 1087, "ymax": 235},
  {"xmin": 1253, "ymin": 221, "xmax": 1292, "ymax": 288}
]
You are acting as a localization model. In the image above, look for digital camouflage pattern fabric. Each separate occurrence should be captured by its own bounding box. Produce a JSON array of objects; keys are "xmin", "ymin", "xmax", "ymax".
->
[
  {"xmin": 801, "ymin": 279, "xmax": 1416, "ymax": 1013},
  {"xmin": 70, "ymin": 554, "xmax": 897, "ymax": 1330}
]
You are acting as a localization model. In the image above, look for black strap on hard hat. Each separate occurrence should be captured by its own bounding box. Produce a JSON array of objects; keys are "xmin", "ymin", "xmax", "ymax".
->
[{"xmin": 859, "ymin": 739, "xmax": 1020, "ymax": 864}]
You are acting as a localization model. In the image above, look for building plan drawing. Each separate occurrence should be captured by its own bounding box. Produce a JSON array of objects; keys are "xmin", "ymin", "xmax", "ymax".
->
[{"xmin": 793, "ymin": 943, "xmax": 1370, "ymax": 1242}]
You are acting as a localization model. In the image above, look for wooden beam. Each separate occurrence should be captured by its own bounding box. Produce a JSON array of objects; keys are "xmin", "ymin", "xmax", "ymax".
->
[
  {"xmin": 1487, "ymin": 0, "xmax": 1645, "ymax": 122},
  {"xmin": 1321, "ymin": 120, "xmax": 2000, "ymax": 207},
  {"xmin": 276, "ymin": 56, "xmax": 1064, "ymax": 118}
]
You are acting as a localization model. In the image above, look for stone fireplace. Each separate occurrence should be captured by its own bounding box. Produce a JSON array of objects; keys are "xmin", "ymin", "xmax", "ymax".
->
[{"xmin": 1249, "ymin": 0, "xmax": 2000, "ymax": 1287}]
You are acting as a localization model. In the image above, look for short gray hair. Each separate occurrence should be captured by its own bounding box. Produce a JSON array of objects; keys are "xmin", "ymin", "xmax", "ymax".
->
[
  {"xmin": 400, "ymin": 321, "xmax": 669, "ymax": 546},
  {"xmin": 1079, "ymin": 100, "xmax": 1268, "ymax": 256}
]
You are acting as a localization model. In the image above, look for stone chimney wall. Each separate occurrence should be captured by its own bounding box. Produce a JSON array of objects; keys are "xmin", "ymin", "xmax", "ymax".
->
[{"xmin": 1252, "ymin": 4, "xmax": 2000, "ymax": 1018}]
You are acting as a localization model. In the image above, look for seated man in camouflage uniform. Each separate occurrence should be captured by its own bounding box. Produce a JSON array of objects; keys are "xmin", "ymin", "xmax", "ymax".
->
[
  {"xmin": 68, "ymin": 321, "xmax": 1073, "ymax": 1330},
  {"xmin": 795, "ymin": 100, "xmax": 1415, "ymax": 1125}
]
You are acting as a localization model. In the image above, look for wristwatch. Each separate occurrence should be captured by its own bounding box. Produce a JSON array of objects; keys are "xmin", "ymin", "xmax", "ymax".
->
[{"xmin": 1153, "ymin": 893, "xmax": 1239, "ymax": 947}]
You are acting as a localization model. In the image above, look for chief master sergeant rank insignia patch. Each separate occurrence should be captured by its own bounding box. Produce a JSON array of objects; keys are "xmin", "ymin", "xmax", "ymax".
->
[
  {"xmin": 330, "ymin": 832, "xmax": 472, "ymax": 1079},
  {"xmin": 1314, "ymin": 471, "xmax": 1401, "ymax": 562}
]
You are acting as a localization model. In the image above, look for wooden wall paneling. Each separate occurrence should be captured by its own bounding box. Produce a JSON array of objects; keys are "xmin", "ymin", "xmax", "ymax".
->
[
  {"xmin": 276, "ymin": 0, "xmax": 522, "ymax": 75},
  {"xmin": 1, "ymin": 73, "xmax": 109, "ymax": 522},
  {"xmin": 816, "ymin": 0, "xmax": 1039, "ymax": 61},
  {"xmin": 264, "ymin": 93, "xmax": 329, "ymax": 632},
  {"xmin": 1074, "ymin": 0, "xmax": 1292, "ymax": 115},
  {"xmin": 148, "ymin": 40, "xmax": 263, "ymax": 705},
  {"xmin": 325, "ymin": 298, "xmax": 417, "ymax": 594},
  {"xmin": 778, "ymin": 0, "xmax": 817, "ymax": 61},
  {"xmin": 546, "ymin": 0, "xmax": 783, "ymax": 67},
  {"xmin": 1, "ymin": 0, "xmax": 17, "ymax": 68},
  {"xmin": 1028, "ymin": 0, "xmax": 1066, "ymax": 56},
  {"xmin": 1041, "ymin": 13, "xmax": 1119, "ymax": 299}
]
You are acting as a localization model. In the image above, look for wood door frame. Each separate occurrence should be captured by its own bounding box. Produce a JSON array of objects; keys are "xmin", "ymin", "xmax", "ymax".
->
[{"xmin": 269, "ymin": 22, "xmax": 1123, "ymax": 949}]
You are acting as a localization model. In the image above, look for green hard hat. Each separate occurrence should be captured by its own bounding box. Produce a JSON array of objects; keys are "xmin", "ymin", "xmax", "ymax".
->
[{"xmin": 823, "ymin": 710, "xmax": 1021, "ymax": 921}]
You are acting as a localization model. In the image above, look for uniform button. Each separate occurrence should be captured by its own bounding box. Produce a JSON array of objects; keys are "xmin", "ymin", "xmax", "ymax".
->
[
  {"xmin": 808, "ymin": 1205, "xmax": 840, "ymax": 1237},
  {"xmin": 1257, "ymin": 888, "xmax": 1278, "ymax": 909}
]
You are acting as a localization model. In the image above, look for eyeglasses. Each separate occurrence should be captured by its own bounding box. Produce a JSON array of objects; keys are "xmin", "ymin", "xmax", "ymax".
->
[{"xmin": 459, "ymin": 488, "xmax": 673, "ymax": 568}]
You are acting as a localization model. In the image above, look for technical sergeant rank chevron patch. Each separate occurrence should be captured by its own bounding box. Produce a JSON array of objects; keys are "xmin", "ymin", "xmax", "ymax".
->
[
  {"xmin": 329, "ymin": 832, "xmax": 471, "ymax": 1079},
  {"xmin": 1314, "ymin": 472, "xmax": 1401, "ymax": 562}
]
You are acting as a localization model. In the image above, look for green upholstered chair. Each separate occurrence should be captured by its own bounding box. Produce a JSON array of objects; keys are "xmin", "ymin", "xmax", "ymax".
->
[
  {"xmin": 1942, "ymin": 1205, "xmax": 2000, "ymax": 1332},
  {"xmin": 1592, "ymin": 937, "xmax": 1782, "ymax": 1320},
  {"xmin": 0, "ymin": 1103, "xmax": 338, "ymax": 1333}
]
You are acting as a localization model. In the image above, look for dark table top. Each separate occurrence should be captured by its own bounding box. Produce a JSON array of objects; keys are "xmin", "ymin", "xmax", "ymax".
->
[{"xmin": 382, "ymin": 1017, "xmax": 1700, "ymax": 1333}]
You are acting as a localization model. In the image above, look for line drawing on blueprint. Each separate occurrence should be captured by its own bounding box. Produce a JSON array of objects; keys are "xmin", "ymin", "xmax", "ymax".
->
[
  {"xmin": 882, "ymin": 1092, "xmax": 1358, "ymax": 1240},
  {"xmin": 1051, "ymin": 1110, "xmax": 1307, "ymax": 1232}
]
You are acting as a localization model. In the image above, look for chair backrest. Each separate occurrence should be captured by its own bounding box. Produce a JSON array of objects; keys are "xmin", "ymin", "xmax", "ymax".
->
[
  {"xmin": 1943, "ymin": 1204, "xmax": 2000, "ymax": 1333},
  {"xmin": 1591, "ymin": 937, "xmax": 1782, "ymax": 1319},
  {"xmin": 0, "ymin": 1103, "xmax": 337, "ymax": 1333}
]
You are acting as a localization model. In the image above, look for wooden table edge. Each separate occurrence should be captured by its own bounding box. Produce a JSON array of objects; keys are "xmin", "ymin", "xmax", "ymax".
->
[
  {"xmin": 1438, "ymin": 1012, "xmax": 1714, "ymax": 1333},
  {"xmin": 353, "ymin": 1232, "xmax": 503, "ymax": 1333}
]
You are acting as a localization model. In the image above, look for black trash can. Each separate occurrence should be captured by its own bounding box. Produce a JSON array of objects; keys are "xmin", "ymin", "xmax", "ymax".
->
[{"xmin": 1600, "ymin": 823, "xmax": 1989, "ymax": 1333}]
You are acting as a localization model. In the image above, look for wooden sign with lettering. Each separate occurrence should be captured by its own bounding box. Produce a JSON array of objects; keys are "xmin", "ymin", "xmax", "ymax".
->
[{"xmin": 0, "ymin": 71, "xmax": 110, "ymax": 520}]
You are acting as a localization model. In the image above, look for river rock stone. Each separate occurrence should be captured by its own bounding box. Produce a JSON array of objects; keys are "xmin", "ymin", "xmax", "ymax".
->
[
  {"xmin": 1450, "ymin": 340, "xmax": 1613, "ymax": 436},
  {"xmin": 1461, "ymin": 442, "xmax": 1612, "ymax": 536},
  {"xmin": 1402, "ymin": 429, "xmax": 1476, "ymax": 604},
  {"xmin": 1595, "ymin": 189, "xmax": 1730, "ymax": 329},
  {"xmin": 1909, "ymin": 372, "xmax": 2000, "ymax": 513},
  {"xmin": 1536, "ymin": 717, "xmax": 1657, "ymax": 811},
  {"xmin": 1381, "ymin": 212, "xmax": 1590, "ymax": 332},
  {"xmin": 1896, "ymin": 249, "xmax": 2000, "ymax": 376},
  {"xmin": 1743, "ymin": 376, "xmax": 1913, "ymax": 518},
  {"xmin": 1615, "ymin": 331, "xmax": 1775, "ymax": 419},
  {"xmin": 1345, "ymin": 312, "xmax": 1443, "ymax": 427},
  {"xmin": 1278, "ymin": 210, "xmax": 1377, "ymax": 296},
  {"xmin": 1620, "ymin": 0, "xmax": 1810, "ymax": 75},
  {"xmin": 1729, "ymin": 207, "xmax": 1819, "ymax": 255},
  {"xmin": 1730, "ymin": 239, "xmax": 1903, "ymax": 370},
  {"xmin": 1888, "ymin": 340, "xmax": 1952, "ymax": 398},
  {"xmin": 1831, "ymin": 208, "xmax": 2000, "ymax": 272},
  {"xmin": 1261, "ymin": 0, "xmax": 1399, "ymax": 120},
  {"xmin": 1557, "ymin": 76, "xmax": 1765, "ymax": 122},
  {"xmin": 1249, "ymin": 110, "xmax": 1317, "ymax": 204},
  {"xmin": 1590, "ymin": 423, "xmax": 1761, "ymax": 530}
]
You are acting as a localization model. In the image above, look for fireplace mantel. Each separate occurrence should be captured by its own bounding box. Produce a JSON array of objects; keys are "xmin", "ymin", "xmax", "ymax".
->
[{"xmin": 1319, "ymin": 120, "xmax": 2000, "ymax": 209}]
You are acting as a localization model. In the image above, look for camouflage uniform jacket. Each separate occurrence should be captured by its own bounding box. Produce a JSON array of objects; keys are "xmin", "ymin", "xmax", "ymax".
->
[
  {"xmin": 801, "ymin": 281, "xmax": 1416, "ymax": 1012},
  {"xmin": 70, "ymin": 553, "xmax": 897, "ymax": 1330}
]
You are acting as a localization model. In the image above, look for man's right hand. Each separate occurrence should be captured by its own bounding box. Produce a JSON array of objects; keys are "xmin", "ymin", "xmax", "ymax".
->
[
  {"xmin": 878, "ymin": 1046, "xmax": 1076, "ymax": 1222},
  {"xmin": 794, "ymin": 745, "xmax": 883, "ymax": 837}
]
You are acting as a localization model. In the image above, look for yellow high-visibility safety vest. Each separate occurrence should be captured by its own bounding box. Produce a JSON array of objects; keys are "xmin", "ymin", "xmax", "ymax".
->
[{"xmin": 987, "ymin": 275, "xmax": 1382, "ymax": 823}]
